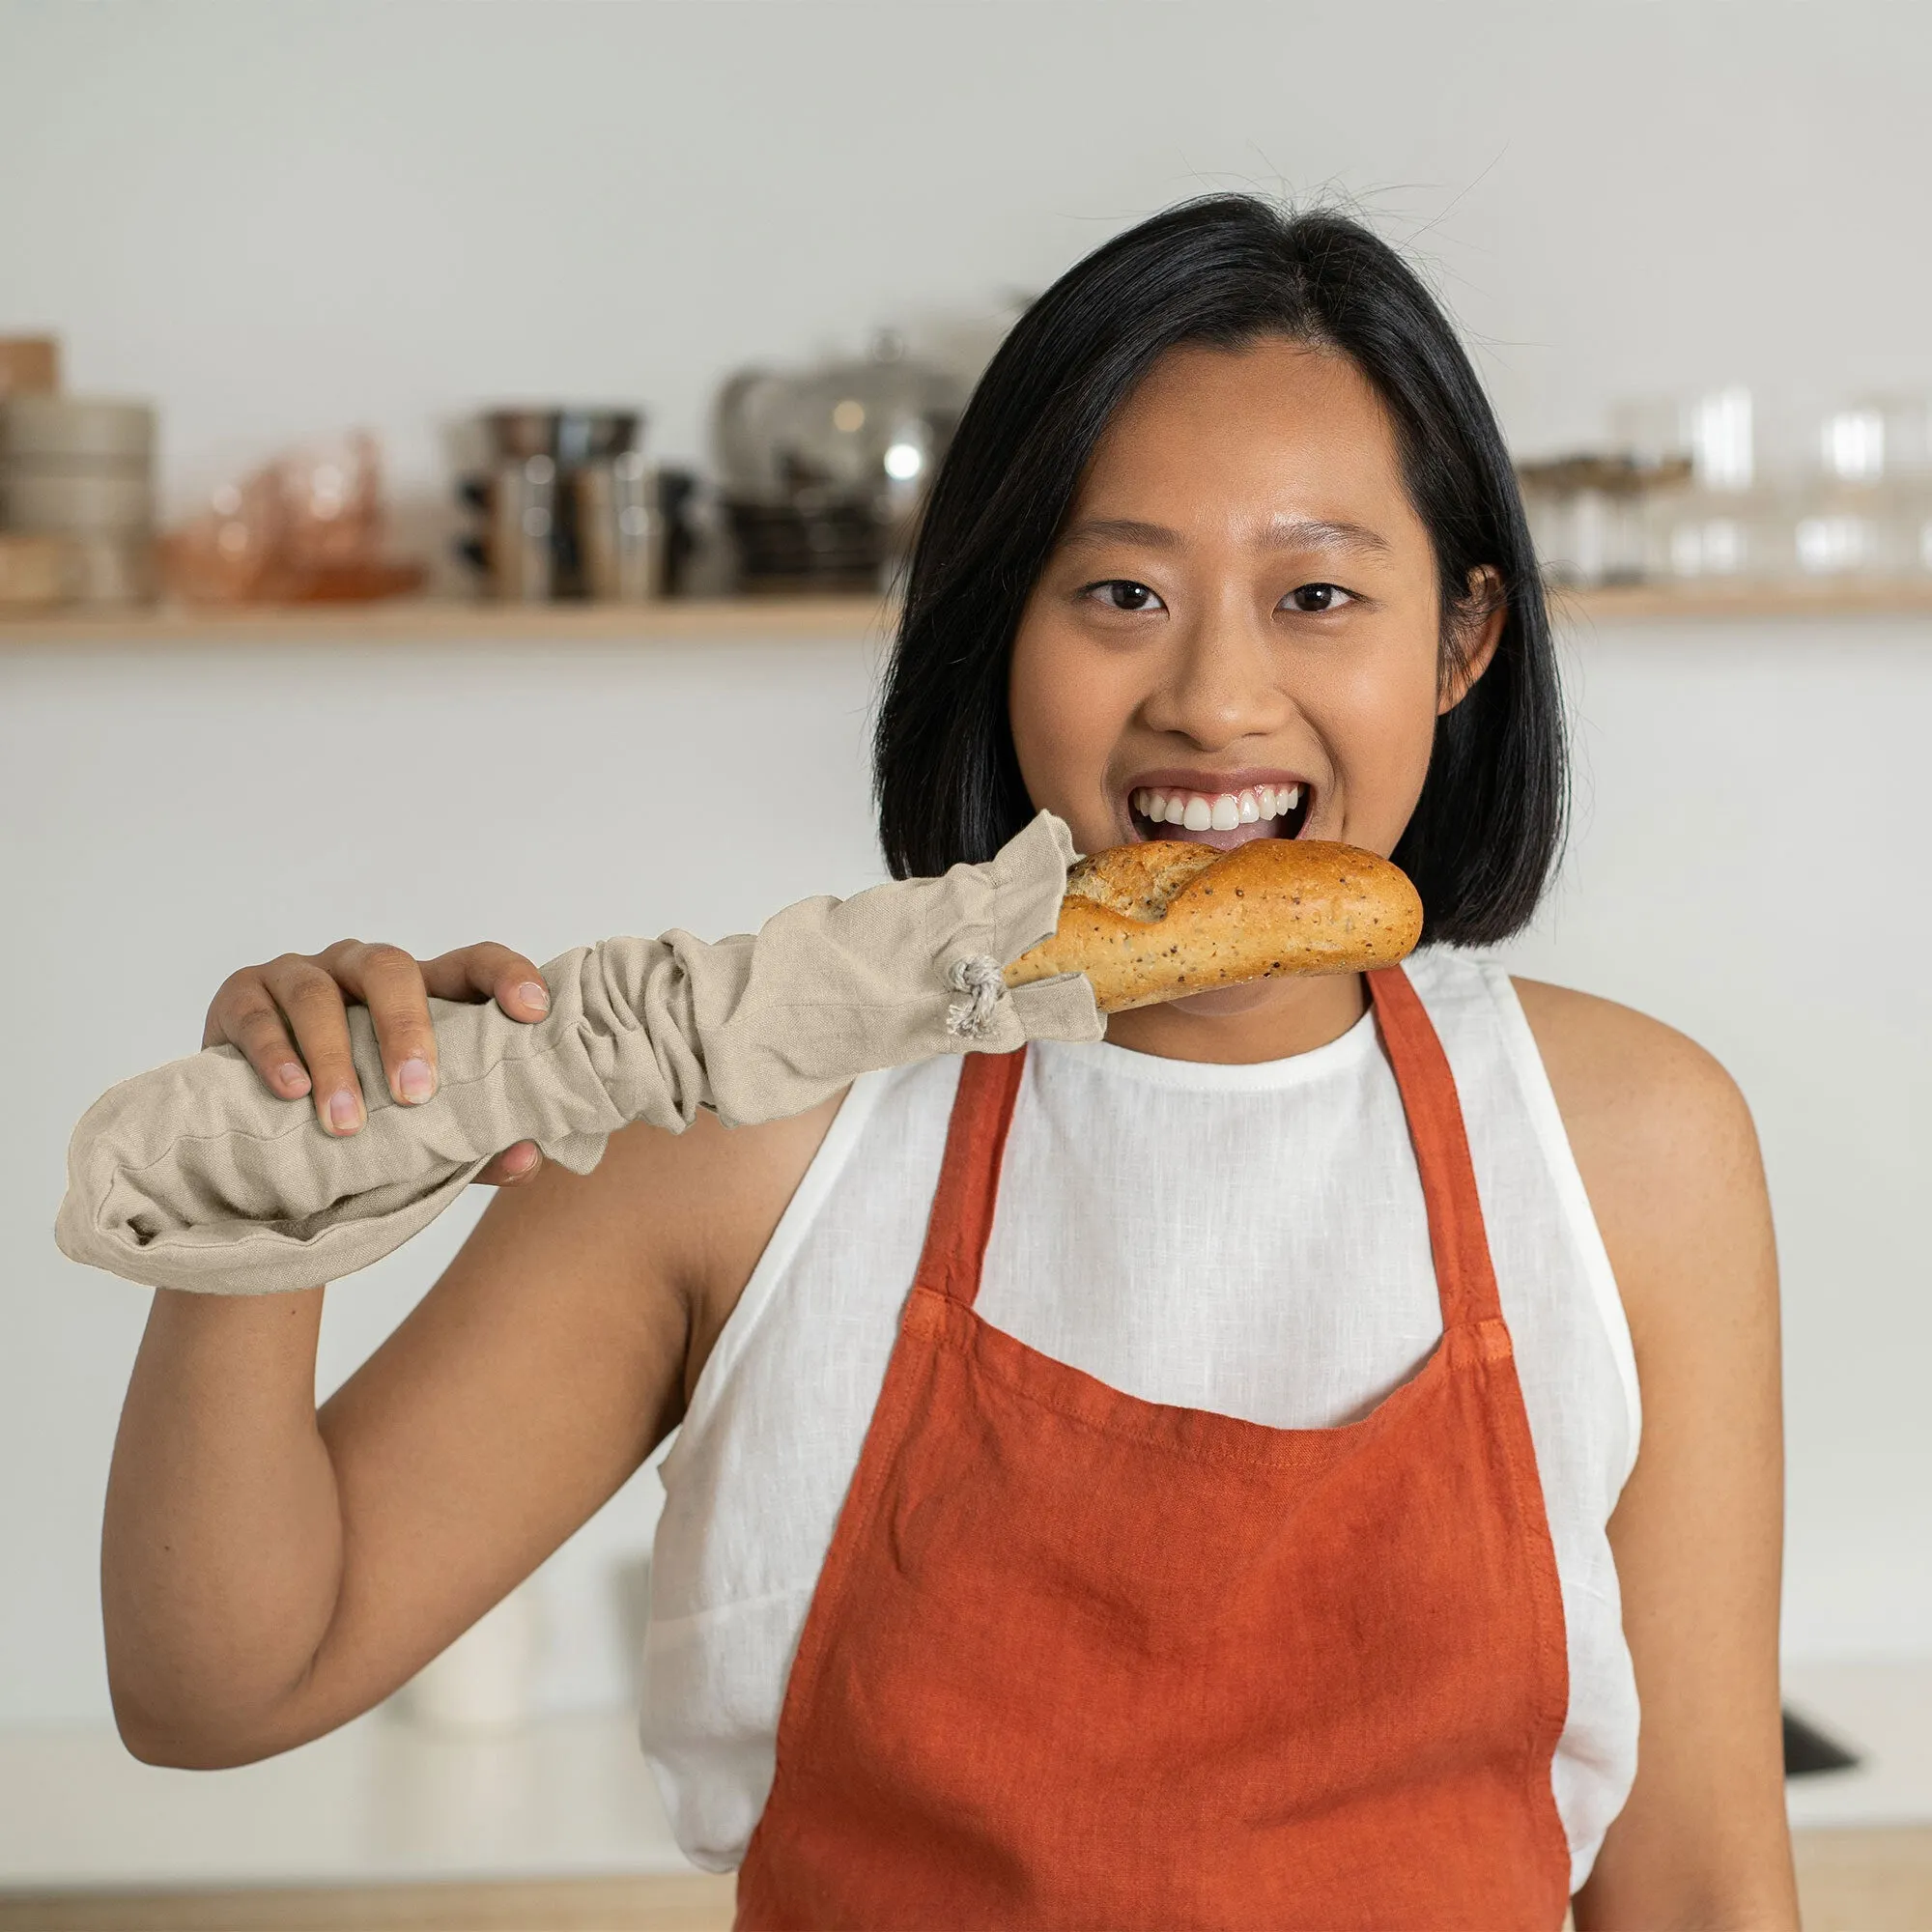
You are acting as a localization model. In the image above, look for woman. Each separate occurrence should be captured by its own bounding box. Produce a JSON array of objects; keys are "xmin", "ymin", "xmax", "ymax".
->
[{"xmin": 101, "ymin": 197, "xmax": 1795, "ymax": 1928}]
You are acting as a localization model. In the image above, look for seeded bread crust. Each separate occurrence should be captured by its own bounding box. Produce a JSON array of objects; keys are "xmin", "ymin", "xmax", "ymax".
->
[
  {"xmin": 1061, "ymin": 842, "xmax": 1222, "ymax": 922},
  {"xmin": 1005, "ymin": 838, "xmax": 1423, "ymax": 1013}
]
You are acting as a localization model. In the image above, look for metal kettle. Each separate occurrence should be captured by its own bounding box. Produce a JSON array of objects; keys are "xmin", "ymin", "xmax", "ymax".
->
[{"xmin": 714, "ymin": 332, "xmax": 965, "ymax": 589}]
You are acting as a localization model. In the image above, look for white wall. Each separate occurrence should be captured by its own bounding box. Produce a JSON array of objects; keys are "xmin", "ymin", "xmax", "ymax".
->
[
  {"xmin": 5, "ymin": 0, "xmax": 1932, "ymax": 1730},
  {"xmin": 1504, "ymin": 618, "xmax": 1932, "ymax": 1662},
  {"xmin": 0, "ymin": 627, "xmax": 893, "ymax": 1728},
  {"xmin": 6, "ymin": 2, "xmax": 1932, "ymax": 500}
]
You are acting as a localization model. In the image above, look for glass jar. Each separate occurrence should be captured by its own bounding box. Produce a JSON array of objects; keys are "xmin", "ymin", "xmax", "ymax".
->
[
  {"xmin": 1786, "ymin": 399, "xmax": 1931, "ymax": 581},
  {"xmin": 1613, "ymin": 388, "xmax": 1770, "ymax": 584}
]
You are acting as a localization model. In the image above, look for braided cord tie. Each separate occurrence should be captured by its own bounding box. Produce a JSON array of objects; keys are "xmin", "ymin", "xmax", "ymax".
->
[{"xmin": 945, "ymin": 953, "xmax": 1007, "ymax": 1040}]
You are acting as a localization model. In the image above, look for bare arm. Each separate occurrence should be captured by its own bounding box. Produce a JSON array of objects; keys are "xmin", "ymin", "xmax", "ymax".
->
[
  {"xmin": 1516, "ymin": 980, "xmax": 1797, "ymax": 1931},
  {"xmin": 101, "ymin": 937, "xmax": 833, "ymax": 1768}
]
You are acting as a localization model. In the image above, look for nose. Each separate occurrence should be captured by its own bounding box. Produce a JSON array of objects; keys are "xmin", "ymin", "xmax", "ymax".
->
[{"xmin": 1137, "ymin": 604, "xmax": 1292, "ymax": 752}]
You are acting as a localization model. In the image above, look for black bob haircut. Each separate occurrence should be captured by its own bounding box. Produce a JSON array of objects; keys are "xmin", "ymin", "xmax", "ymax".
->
[{"xmin": 872, "ymin": 193, "xmax": 1566, "ymax": 948}]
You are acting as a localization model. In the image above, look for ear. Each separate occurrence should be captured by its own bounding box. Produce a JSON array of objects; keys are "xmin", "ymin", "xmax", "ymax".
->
[{"xmin": 1437, "ymin": 566, "xmax": 1506, "ymax": 717}]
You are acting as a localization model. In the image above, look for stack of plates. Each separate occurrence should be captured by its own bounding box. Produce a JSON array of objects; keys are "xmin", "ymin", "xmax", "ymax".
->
[
  {"xmin": 0, "ymin": 396, "xmax": 157, "ymax": 605},
  {"xmin": 723, "ymin": 495, "xmax": 886, "ymax": 593}
]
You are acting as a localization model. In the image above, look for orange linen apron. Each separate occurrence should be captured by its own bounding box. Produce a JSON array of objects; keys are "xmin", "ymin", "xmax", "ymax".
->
[{"xmin": 735, "ymin": 965, "xmax": 1573, "ymax": 1931}]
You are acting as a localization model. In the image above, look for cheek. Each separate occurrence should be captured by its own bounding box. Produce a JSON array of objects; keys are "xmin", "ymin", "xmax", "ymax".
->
[
  {"xmin": 1008, "ymin": 616, "xmax": 1137, "ymax": 824},
  {"xmin": 1322, "ymin": 637, "xmax": 1441, "ymax": 847}
]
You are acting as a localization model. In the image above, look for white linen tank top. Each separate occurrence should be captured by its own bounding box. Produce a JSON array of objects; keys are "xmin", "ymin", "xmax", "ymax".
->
[{"xmin": 640, "ymin": 949, "xmax": 1641, "ymax": 1893}]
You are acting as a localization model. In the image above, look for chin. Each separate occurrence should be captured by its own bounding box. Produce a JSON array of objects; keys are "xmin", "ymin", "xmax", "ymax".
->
[{"xmin": 1153, "ymin": 980, "xmax": 1294, "ymax": 1020}]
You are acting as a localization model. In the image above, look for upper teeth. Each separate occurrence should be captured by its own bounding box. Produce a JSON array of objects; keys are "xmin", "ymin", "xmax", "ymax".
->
[{"xmin": 1131, "ymin": 783, "xmax": 1301, "ymax": 828}]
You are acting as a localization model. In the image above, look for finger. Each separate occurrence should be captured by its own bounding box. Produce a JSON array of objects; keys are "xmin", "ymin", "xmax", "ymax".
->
[
  {"xmin": 259, "ymin": 953, "xmax": 366, "ymax": 1136},
  {"xmin": 475, "ymin": 1141, "xmax": 543, "ymax": 1187},
  {"xmin": 204, "ymin": 972, "xmax": 313, "ymax": 1099},
  {"xmin": 420, "ymin": 942, "xmax": 551, "ymax": 1023},
  {"xmin": 322, "ymin": 940, "xmax": 440, "ymax": 1110}
]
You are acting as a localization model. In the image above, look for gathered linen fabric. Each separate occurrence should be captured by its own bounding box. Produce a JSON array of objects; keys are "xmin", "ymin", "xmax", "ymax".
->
[{"xmin": 55, "ymin": 810, "xmax": 1099, "ymax": 1298}]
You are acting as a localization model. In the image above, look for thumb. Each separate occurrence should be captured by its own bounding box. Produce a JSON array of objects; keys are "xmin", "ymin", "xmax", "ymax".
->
[{"xmin": 474, "ymin": 1141, "xmax": 543, "ymax": 1187}]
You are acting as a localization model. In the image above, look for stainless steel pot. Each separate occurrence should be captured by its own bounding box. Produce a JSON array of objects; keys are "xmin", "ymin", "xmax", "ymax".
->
[
  {"xmin": 487, "ymin": 456, "xmax": 557, "ymax": 603},
  {"xmin": 576, "ymin": 452, "xmax": 663, "ymax": 602},
  {"xmin": 482, "ymin": 409, "xmax": 641, "ymax": 470}
]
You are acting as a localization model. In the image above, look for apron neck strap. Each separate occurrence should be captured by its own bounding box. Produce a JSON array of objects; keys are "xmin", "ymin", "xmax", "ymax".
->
[
  {"xmin": 1368, "ymin": 966, "xmax": 1504, "ymax": 1331},
  {"xmin": 915, "ymin": 1049, "xmax": 1029, "ymax": 1309}
]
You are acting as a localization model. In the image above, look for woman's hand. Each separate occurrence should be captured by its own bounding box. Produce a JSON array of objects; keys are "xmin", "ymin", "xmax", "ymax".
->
[{"xmin": 200, "ymin": 939, "xmax": 550, "ymax": 1185}]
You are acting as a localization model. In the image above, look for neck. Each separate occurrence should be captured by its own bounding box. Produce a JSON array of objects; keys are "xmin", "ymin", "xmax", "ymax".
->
[{"xmin": 1101, "ymin": 971, "xmax": 1371, "ymax": 1065}]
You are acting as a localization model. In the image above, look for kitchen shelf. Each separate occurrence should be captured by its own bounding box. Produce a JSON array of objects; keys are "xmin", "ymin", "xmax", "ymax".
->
[
  {"xmin": 1551, "ymin": 579, "xmax": 1932, "ymax": 621},
  {"xmin": 0, "ymin": 594, "xmax": 893, "ymax": 646},
  {"xmin": 6, "ymin": 580, "xmax": 1932, "ymax": 647}
]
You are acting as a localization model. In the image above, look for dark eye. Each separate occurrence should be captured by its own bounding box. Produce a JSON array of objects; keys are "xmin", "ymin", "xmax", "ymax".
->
[
  {"xmin": 1086, "ymin": 579, "xmax": 1165, "ymax": 613},
  {"xmin": 1285, "ymin": 582, "xmax": 1354, "ymax": 613}
]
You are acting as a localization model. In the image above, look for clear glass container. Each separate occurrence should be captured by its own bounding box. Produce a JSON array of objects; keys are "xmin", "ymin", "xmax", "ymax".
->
[
  {"xmin": 1784, "ymin": 398, "xmax": 1932, "ymax": 581},
  {"xmin": 1642, "ymin": 489, "xmax": 1771, "ymax": 582},
  {"xmin": 1612, "ymin": 388, "xmax": 1770, "ymax": 582},
  {"xmin": 1518, "ymin": 456, "xmax": 1667, "ymax": 586},
  {"xmin": 1600, "ymin": 386, "xmax": 1770, "ymax": 580}
]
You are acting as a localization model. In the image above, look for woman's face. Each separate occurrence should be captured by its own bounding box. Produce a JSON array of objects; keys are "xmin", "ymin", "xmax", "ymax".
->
[{"xmin": 1009, "ymin": 335, "xmax": 1495, "ymax": 879}]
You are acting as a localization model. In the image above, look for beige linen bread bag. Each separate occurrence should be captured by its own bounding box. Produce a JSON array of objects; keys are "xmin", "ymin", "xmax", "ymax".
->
[{"xmin": 56, "ymin": 812, "xmax": 1099, "ymax": 1297}]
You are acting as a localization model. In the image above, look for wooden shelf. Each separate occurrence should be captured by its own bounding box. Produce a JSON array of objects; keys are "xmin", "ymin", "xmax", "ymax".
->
[
  {"xmin": 0, "ymin": 594, "xmax": 891, "ymax": 646},
  {"xmin": 6, "ymin": 580, "xmax": 1932, "ymax": 647},
  {"xmin": 1554, "ymin": 579, "xmax": 1932, "ymax": 621}
]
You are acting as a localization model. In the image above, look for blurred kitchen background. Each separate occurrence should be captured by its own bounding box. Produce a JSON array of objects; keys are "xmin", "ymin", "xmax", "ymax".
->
[{"xmin": 4, "ymin": 2, "xmax": 1932, "ymax": 1924}]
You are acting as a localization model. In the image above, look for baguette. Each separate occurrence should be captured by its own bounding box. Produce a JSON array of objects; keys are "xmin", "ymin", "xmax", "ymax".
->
[{"xmin": 1003, "ymin": 839, "xmax": 1422, "ymax": 1013}]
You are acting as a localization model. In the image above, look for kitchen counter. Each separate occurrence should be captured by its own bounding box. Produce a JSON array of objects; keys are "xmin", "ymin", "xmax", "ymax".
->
[
  {"xmin": 0, "ymin": 1707, "xmax": 696, "ymax": 1890},
  {"xmin": 0, "ymin": 1663, "xmax": 1927, "ymax": 1926},
  {"xmin": 0, "ymin": 1872, "xmax": 734, "ymax": 1930}
]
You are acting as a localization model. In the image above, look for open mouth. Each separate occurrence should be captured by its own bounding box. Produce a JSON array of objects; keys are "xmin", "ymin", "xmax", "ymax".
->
[{"xmin": 1127, "ymin": 781, "xmax": 1313, "ymax": 850}]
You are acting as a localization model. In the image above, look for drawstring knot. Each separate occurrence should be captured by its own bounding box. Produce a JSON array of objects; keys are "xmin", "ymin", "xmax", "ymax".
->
[{"xmin": 945, "ymin": 953, "xmax": 1006, "ymax": 1040}]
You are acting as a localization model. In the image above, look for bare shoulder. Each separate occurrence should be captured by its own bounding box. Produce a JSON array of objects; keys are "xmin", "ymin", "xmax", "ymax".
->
[
  {"xmin": 1510, "ymin": 977, "xmax": 1756, "ymax": 1161},
  {"xmin": 1509, "ymin": 978, "xmax": 1772, "ymax": 1349}
]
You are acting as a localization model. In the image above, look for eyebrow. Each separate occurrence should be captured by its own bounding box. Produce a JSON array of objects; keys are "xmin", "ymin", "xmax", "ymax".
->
[{"xmin": 1058, "ymin": 515, "xmax": 1392, "ymax": 557}]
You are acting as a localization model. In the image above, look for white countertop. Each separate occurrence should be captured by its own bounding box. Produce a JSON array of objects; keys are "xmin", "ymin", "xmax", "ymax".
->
[
  {"xmin": 0, "ymin": 1705, "xmax": 696, "ymax": 1890},
  {"xmin": 1783, "ymin": 1662, "xmax": 1932, "ymax": 1831},
  {"xmin": 0, "ymin": 1662, "xmax": 1924, "ymax": 1889}
]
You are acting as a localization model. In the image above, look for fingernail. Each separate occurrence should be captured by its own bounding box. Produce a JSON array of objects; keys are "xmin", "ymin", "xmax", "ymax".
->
[
  {"xmin": 517, "ymin": 980, "xmax": 550, "ymax": 1013},
  {"xmin": 397, "ymin": 1057, "xmax": 435, "ymax": 1104},
  {"xmin": 328, "ymin": 1091, "xmax": 360, "ymax": 1133},
  {"xmin": 507, "ymin": 1143, "xmax": 539, "ymax": 1175},
  {"xmin": 278, "ymin": 1063, "xmax": 311, "ymax": 1094}
]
